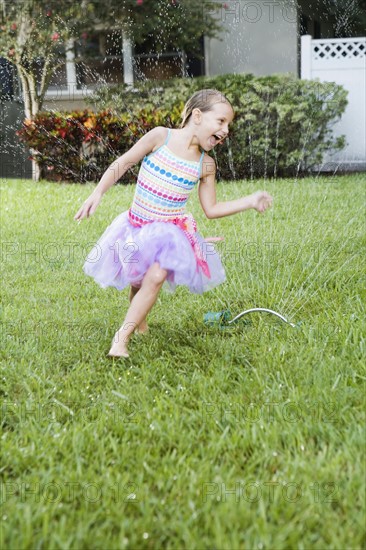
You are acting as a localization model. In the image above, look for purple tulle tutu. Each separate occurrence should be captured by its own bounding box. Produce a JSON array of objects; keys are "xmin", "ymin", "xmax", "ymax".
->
[{"xmin": 83, "ymin": 211, "xmax": 226, "ymax": 294}]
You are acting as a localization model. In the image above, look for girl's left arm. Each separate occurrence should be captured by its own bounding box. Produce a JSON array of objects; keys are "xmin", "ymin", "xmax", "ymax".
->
[{"xmin": 198, "ymin": 155, "xmax": 272, "ymax": 219}]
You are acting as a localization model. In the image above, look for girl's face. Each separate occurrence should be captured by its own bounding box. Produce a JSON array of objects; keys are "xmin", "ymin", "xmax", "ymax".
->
[{"xmin": 193, "ymin": 101, "xmax": 234, "ymax": 151}]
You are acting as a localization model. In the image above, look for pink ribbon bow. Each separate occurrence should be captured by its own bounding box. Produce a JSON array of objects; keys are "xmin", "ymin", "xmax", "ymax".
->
[{"xmin": 172, "ymin": 214, "xmax": 211, "ymax": 278}]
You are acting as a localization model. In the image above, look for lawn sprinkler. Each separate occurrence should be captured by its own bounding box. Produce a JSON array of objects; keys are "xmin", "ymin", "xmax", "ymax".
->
[{"xmin": 204, "ymin": 307, "xmax": 297, "ymax": 329}]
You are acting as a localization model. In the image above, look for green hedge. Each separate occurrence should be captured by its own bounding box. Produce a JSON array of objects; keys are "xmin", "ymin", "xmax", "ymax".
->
[
  {"xmin": 17, "ymin": 74, "xmax": 347, "ymax": 182},
  {"xmin": 90, "ymin": 74, "xmax": 348, "ymax": 179}
]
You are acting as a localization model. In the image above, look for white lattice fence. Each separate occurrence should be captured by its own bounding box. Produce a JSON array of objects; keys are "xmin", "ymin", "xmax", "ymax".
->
[
  {"xmin": 301, "ymin": 35, "xmax": 366, "ymax": 171},
  {"xmin": 312, "ymin": 38, "xmax": 365, "ymax": 61}
]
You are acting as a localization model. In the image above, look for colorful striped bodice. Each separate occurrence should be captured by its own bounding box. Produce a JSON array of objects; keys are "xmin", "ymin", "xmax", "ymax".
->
[{"xmin": 128, "ymin": 129, "xmax": 204, "ymax": 225}]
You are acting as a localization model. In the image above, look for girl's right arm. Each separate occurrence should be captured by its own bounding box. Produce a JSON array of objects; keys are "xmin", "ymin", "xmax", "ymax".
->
[{"xmin": 74, "ymin": 126, "xmax": 167, "ymax": 221}]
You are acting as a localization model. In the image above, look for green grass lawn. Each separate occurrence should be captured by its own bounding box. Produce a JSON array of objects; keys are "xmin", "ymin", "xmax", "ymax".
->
[{"xmin": 1, "ymin": 175, "xmax": 365, "ymax": 549}]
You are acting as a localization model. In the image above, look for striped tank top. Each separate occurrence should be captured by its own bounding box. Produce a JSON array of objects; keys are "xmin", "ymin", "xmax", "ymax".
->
[{"xmin": 128, "ymin": 129, "xmax": 205, "ymax": 225}]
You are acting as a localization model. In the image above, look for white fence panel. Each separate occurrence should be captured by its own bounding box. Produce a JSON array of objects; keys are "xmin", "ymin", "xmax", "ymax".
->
[{"xmin": 301, "ymin": 35, "xmax": 366, "ymax": 171}]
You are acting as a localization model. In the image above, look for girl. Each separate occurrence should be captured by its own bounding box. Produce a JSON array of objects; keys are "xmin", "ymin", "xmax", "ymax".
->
[{"xmin": 74, "ymin": 89, "xmax": 273, "ymax": 357}]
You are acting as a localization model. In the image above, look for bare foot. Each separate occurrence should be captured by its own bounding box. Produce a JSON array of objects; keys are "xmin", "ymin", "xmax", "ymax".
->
[
  {"xmin": 107, "ymin": 332, "xmax": 129, "ymax": 357},
  {"xmin": 135, "ymin": 320, "xmax": 149, "ymax": 335}
]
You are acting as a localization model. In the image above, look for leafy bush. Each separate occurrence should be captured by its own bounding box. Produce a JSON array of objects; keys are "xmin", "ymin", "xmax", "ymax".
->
[
  {"xmin": 16, "ymin": 108, "xmax": 177, "ymax": 183},
  {"xmin": 90, "ymin": 73, "xmax": 348, "ymax": 179},
  {"xmin": 17, "ymin": 74, "xmax": 347, "ymax": 182}
]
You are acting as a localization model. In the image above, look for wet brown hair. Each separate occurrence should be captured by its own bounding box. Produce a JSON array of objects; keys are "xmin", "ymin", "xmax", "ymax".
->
[{"xmin": 180, "ymin": 89, "xmax": 233, "ymax": 128}]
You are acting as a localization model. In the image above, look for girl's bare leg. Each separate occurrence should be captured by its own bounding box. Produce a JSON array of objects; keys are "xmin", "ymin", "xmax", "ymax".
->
[
  {"xmin": 129, "ymin": 285, "xmax": 148, "ymax": 334},
  {"xmin": 108, "ymin": 262, "xmax": 168, "ymax": 357}
]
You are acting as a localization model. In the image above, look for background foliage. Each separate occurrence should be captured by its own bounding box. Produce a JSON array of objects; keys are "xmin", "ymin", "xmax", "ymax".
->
[
  {"xmin": 315, "ymin": 0, "xmax": 366, "ymax": 37},
  {"xmin": 0, "ymin": 0, "xmax": 221, "ymax": 117},
  {"xmin": 17, "ymin": 74, "xmax": 348, "ymax": 182}
]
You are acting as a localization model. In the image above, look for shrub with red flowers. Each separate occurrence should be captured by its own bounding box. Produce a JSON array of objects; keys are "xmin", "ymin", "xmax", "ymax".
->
[{"xmin": 16, "ymin": 109, "xmax": 179, "ymax": 183}]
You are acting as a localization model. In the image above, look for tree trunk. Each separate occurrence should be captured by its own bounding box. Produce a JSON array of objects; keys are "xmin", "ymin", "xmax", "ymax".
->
[
  {"xmin": 18, "ymin": 66, "xmax": 41, "ymax": 181},
  {"xmin": 122, "ymin": 33, "xmax": 134, "ymax": 85},
  {"xmin": 30, "ymin": 154, "xmax": 40, "ymax": 181}
]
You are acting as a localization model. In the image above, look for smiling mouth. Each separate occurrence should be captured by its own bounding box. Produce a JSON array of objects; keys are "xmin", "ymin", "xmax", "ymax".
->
[
  {"xmin": 213, "ymin": 134, "xmax": 225, "ymax": 142},
  {"xmin": 209, "ymin": 134, "xmax": 226, "ymax": 146}
]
